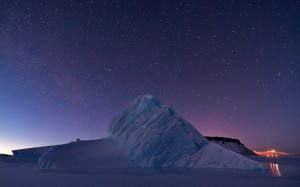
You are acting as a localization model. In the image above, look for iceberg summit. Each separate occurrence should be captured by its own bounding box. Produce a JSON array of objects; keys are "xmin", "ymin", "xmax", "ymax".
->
[
  {"xmin": 37, "ymin": 94, "xmax": 261, "ymax": 169},
  {"xmin": 108, "ymin": 94, "xmax": 261, "ymax": 169}
]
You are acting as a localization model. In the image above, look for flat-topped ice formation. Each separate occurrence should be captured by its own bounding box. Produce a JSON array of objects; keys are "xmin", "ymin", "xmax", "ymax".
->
[
  {"xmin": 109, "ymin": 94, "xmax": 261, "ymax": 169},
  {"xmin": 37, "ymin": 138, "xmax": 134, "ymax": 169}
]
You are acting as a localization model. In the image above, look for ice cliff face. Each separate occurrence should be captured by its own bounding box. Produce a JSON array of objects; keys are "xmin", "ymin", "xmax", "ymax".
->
[
  {"xmin": 37, "ymin": 138, "xmax": 134, "ymax": 169},
  {"xmin": 109, "ymin": 94, "xmax": 208, "ymax": 168},
  {"xmin": 13, "ymin": 146, "xmax": 53, "ymax": 160},
  {"xmin": 108, "ymin": 94, "xmax": 261, "ymax": 169}
]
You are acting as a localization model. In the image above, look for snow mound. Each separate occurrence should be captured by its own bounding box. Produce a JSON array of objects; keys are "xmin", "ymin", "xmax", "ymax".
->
[
  {"xmin": 212, "ymin": 141, "xmax": 256, "ymax": 156},
  {"xmin": 108, "ymin": 94, "xmax": 261, "ymax": 169},
  {"xmin": 37, "ymin": 138, "xmax": 134, "ymax": 169},
  {"xmin": 187, "ymin": 143, "xmax": 259, "ymax": 168}
]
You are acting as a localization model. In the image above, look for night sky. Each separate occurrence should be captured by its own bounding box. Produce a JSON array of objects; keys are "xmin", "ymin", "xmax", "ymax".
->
[{"xmin": 1, "ymin": 0, "xmax": 300, "ymax": 154}]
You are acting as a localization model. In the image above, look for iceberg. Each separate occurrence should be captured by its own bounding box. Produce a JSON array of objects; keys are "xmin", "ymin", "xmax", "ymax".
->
[
  {"xmin": 37, "ymin": 94, "xmax": 261, "ymax": 169},
  {"xmin": 108, "ymin": 94, "xmax": 261, "ymax": 169}
]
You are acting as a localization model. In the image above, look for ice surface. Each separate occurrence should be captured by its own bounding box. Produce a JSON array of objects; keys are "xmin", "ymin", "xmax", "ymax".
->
[
  {"xmin": 1, "ymin": 156, "xmax": 300, "ymax": 187},
  {"xmin": 108, "ymin": 94, "xmax": 261, "ymax": 169},
  {"xmin": 248, "ymin": 155, "xmax": 300, "ymax": 167}
]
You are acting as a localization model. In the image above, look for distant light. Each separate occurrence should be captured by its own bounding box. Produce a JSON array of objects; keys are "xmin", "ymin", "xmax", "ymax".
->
[{"xmin": 272, "ymin": 150, "xmax": 275, "ymax": 153}]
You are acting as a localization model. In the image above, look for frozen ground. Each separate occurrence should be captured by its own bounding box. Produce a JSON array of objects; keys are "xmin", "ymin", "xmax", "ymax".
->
[
  {"xmin": 1, "ymin": 156, "xmax": 300, "ymax": 187},
  {"xmin": 248, "ymin": 155, "xmax": 300, "ymax": 167}
]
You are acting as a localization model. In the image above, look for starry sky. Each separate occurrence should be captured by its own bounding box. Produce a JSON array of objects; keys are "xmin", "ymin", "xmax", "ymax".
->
[{"xmin": 0, "ymin": 0, "xmax": 300, "ymax": 154}]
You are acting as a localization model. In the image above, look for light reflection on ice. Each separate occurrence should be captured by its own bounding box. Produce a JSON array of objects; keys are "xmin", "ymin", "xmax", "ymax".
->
[{"xmin": 270, "ymin": 163, "xmax": 281, "ymax": 177}]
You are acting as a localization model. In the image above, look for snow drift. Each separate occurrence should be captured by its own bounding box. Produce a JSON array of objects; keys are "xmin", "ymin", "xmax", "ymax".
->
[{"xmin": 108, "ymin": 94, "xmax": 261, "ymax": 169}]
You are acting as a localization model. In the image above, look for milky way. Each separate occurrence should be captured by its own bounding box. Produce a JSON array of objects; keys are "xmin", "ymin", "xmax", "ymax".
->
[{"xmin": 0, "ymin": 0, "xmax": 299, "ymax": 154}]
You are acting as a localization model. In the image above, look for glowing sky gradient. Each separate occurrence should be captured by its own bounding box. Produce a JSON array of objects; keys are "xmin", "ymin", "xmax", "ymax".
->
[{"xmin": 1, "ymin": 0, "xmax": 300, "ymax": 154}]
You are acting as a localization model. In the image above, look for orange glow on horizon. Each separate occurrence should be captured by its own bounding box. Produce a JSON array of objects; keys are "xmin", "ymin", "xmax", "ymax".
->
[{"xmin": 254, "ymin": 149, "xmax": 289, "ymax": 157}]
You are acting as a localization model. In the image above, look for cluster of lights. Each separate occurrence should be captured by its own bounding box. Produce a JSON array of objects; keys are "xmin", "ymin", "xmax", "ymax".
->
[
  {"xmin": 266, "ymin": 154, "xmax": 278, "ymax": 157},
  {"xmin": 266, "ymin": 149, "xmax": 278, "ymax": 157},
  {"xmin": 254, "ymin": 149, "xmax": 280, "ymax": 157}
]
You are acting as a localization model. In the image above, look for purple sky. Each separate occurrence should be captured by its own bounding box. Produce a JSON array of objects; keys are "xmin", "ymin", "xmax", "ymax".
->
[{"xmin": 1, "ymin": 0, "xmax": 300, "ymax": 154}]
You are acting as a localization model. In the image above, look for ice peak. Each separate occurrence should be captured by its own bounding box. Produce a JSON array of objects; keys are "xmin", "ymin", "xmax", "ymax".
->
[
  {"xmin": 129, "ymin": 94, "xmax": 176, "ymax": 116},
  {"xmin": 142, "ymin": 93, "xmax": 156, "ymax": 100},
  {"xmin": 134, "ymin": 94, "xmax": 160, "ymax": 106}
]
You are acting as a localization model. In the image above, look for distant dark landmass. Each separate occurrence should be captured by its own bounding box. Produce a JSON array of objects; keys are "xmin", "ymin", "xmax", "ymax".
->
[
  {"xmin": 205, "ymin": 136, "xmax": 258, "ymax": 156},
  {"xmin": 205, "ymin": 137, "xmax": 242, "ymax": 144},
  {"xmin": 290, "ymin": 152, "xmax": 300, "ymax": 156},
  {"xmin": 0, "ymin": 154, "xmax": 12, "ymax": 158}
]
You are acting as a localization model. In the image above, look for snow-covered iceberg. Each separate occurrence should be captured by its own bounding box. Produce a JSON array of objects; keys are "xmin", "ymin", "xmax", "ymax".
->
[
  {"xmin": 109, "ymin": 94, "xmax": 261, "ymax": 169},
  {"xmin": 37, "ymin": 94, "xmax": 261, "ymax": 170}
]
